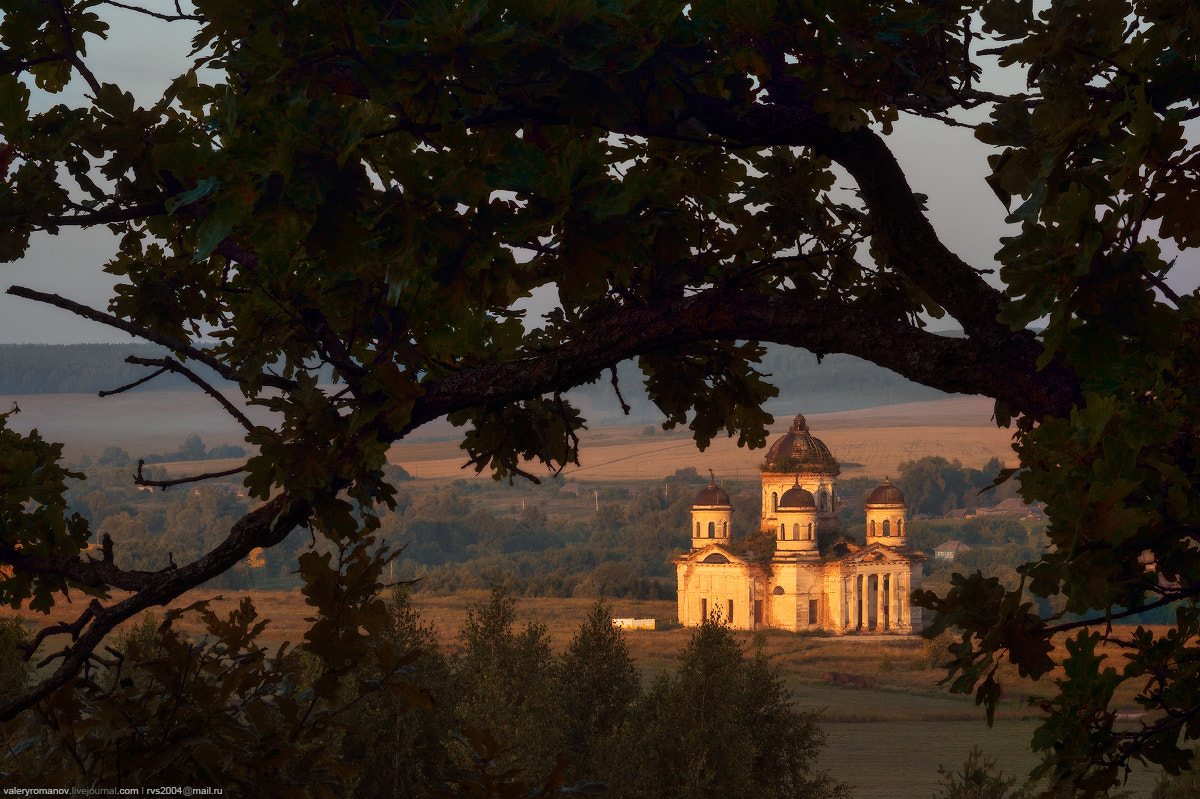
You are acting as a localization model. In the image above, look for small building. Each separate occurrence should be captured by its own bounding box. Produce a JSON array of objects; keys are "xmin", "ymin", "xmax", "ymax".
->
[{"xmin": 934, "ymin": 540, "xmax": 971, "ymax": 560}]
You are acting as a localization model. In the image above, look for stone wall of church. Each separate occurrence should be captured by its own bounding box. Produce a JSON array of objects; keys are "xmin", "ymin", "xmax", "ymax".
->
[
  {"xmin": 761, "ymin": 471, "xmax": 839, "ymax": 535},
  {"xmin": 676, "ymin": 560, "xmax": 762, "ymax": 629}
]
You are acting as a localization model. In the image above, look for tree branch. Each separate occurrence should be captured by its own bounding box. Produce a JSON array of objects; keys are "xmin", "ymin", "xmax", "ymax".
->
[
  {"xmin": 134, "ymin": 461, "xmax": 247, "ymax": 490},
  {"xmin": 398, "ymin": 286, "xmax": 1080, "ymax": 442},
  {"xmin": 4, "ymin": 286, "xmax": 295, "ymax": 393},
  {"xmin": 0, "ymin": 493, "xmax": 311, "ymax": 722},
  {"xmin": 124, "ymin": 355, "xmax": 255, "ymax": 432}
]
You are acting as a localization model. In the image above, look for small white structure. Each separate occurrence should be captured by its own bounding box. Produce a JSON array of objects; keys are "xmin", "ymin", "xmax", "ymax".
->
[{"xmin": 612, "ymin": 618, "xmax": 655, "ymax": 630}]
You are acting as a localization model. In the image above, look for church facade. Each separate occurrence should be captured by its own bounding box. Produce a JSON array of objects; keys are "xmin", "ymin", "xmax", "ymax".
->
[{"xmin": 675, "ymin": 413, "xmax": 924, "ymax": 634}]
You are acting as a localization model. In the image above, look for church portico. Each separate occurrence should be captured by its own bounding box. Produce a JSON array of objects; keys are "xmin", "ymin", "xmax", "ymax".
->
[{"xmin": 676, "ymin": 413, "xmax": 924, "ymax": 636}]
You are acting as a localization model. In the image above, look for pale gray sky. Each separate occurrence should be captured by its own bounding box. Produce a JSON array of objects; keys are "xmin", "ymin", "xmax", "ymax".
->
[{"xmin": 3, "ymin": 10, "xmax": 1196, "ymax": 343}]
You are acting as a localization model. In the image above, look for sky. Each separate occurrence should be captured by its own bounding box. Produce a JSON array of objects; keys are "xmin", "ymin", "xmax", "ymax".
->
[{"xmin": 3, "ymin": 9, "xmax": 1197, "ymax": 344}]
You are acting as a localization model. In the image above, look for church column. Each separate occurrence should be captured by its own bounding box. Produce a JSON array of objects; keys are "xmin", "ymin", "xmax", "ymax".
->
[
  {"xmin": 832, "ymin": 575, "xmax": 843, "ymax": 632},
  {"xmin": 845, "ymin": 576, "xmax": 853, "ymax": 631},
  {"xmin": 876, "ymin": 573, "xmax": 886, "ymax": 631},
  {"xmin": 854, "ymin": 573, "xmax": 864, "ymax": 628},
  {"xmin": 897, "ymin": 571, "xmax": 909, "ymax": 632},
  {"xmin": 889, "ymin": 572, "xmax": 899, "ymax": 631}
]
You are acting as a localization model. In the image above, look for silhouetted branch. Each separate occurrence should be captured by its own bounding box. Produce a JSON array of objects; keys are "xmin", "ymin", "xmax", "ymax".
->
[
  {"xmin": 134, "ymin": 460, "xmax": 247, "ymax": 490},
  {"xmin": 98, "ymin": 366, "xmax": 170, "ymax": 397},
  {"xmin": 125, "ymin": 355, "xmax": 255, "ymax": 432},
  {"xmin": 4, "ymin": 286, "xmax": 295, "ymax": 393}
]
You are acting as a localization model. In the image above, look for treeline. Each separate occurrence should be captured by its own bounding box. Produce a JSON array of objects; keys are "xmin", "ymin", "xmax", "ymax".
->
[
  {"xmin": 64, "ymin": 463, "xmax": 731, "ymax": 597},
  {"xmin": 0, "ymin": 590, "xmax": 847, "ymax": 798},
  {"xmin": 380, "ymin": 470, "xmax": 750, "ymax": 599},
  {"xmin": 0, "ymin": 344, "xmax": 202, "ymax": 394},
  {"xmin": 566, "ymin": 343, "xmax": 954, "ymax": 425},
  {"xmin": 894, "ymin": 455, "xmax": 1021, "ymax": 517},
  {"xmin": 0, "ymin": 344, "xmax": 333, "ymax": 395}
]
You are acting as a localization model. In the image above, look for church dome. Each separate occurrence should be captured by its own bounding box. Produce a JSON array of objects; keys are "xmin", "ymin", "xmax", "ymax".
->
[
  {"xmin": 762, "ymin": 413, "xmax": 839, "ymax": 474},
  {"xmin": 778, "ymin": 479, "xmax": 816, "ymax": 510},
  {"xmin": 693, "ymin": 480, "xmax": 731, "ymax": 507},
  {"xmin": 866, "ymin": 478, "xmax": 905, "ymax": 506}
]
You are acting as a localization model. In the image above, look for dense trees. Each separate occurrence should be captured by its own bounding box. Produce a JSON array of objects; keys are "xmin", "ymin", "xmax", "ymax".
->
[
  {"xmin": 895, "ymin": 456, "xmax": 1018, "ymax": 517},
  {"xmin": 0, "ymin": 590, "xmax": 843, "ymax": 796},
  {"xmin": 4, "ymin": 0, "xmax": 1200, "ymax": 793}
]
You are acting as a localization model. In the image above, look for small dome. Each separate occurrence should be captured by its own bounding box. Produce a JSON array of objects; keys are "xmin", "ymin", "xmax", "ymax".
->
[
  {"xmin": 867, "ymin": 478, "xmax": 905, "ymax": 506},
  {"xmin": 762, "ymin": 413, "xmax": 839, "ymax": 474},
  {"xmin": 693, "ymin": 479, "xmax": 731, "ymax": 507},
  {"xmin": 778, "ymin": 477, "xmax": 816, "ymax": 510}
]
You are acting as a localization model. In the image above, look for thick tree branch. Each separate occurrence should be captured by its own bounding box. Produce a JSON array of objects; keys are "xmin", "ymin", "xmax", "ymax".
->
[
  {"xmin": 0, "ymin": 493, "xmax": 311, "ymax": 722},
  {"xmin": 399, "ymin": 286, "xmax": 1079, "ymax": 442}
]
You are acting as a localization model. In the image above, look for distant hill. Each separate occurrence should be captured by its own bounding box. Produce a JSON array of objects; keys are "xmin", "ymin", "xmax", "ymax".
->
[
  {"xmin": 0, "ymin": 340, "xmax": 959, "ymax": 416},
  {"xmin": 0, "ymin": 344, "xmax": 203, "ymax": 394},
  {"xmin": 566, "ymin": 343, "xmax": 958, "ymax": 426}
]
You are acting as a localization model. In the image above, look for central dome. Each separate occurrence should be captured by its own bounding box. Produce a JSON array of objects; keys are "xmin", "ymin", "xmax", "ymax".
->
[{"xmin": 762, "ymin": 413, "xmax": 839, "ymax": 474}]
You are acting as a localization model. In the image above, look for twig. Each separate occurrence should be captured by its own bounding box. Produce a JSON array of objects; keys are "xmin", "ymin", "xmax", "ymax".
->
[
  {"xmin": 48, "ymin": 0, "xmax": 102, "ymax": 97},
  {"xmin": 135, "ymin": 460, "xmax": 247, "ymax": 490},
  {"xmin": 95, "ymin": 0, "xmax": 203, "ymax": 21},
  {"xmin": 1044, "ymin": 587, "xmax": 1199, "ymax": 634},
  {"xmin": 97, "ymin": 366, "xmax": 170, "ymax": 397},
  {"xmin": 4, "ymin": 286, "xmax": 293, "ymax": 392},
  {"xmin": 609, "ymin": 367, "xmax": 631, "ymax": 415},
  {"xmin": 125, "ymin": 355, "xmax": 255, "ymax": 432}
]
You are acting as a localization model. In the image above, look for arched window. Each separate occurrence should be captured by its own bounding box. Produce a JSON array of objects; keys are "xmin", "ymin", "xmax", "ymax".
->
[
  {"xmin": 708, "ymin": 521, "xmax": 715, "ymax": 538},
  {"xmin": 722, "ymin": 522, "xmax": 728, "ymax": 538},
  {"xmin": 771, "ymin": 492, "xmax": 778, "ymax": 512},
  {"xmin": 882, "ymin": 519, "xmax": 891, "ymax": 537},
  {"xmin": 898, "ymin": 520, "xmax": 904, "ymax": 536},
  {"xmin": 793, "ymin": 523, "xmax": 800, "ymax": 539},
  {"xmin": 781, "ymin": 524, "xmax": 786, "ymax": 539},
  {"xmin": 807, "ymin": 522, "xmax": 813, "ymax": 539},
  {"xmin": 695, "ymin": 522, "xmax": 701, "ymax": 538},
  {"xmin": 870, "ymin": 520, "xmax": 876, "ymax": 536}
]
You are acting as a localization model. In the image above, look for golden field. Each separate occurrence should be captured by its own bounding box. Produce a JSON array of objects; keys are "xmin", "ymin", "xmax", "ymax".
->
[{"xmin": 390, "ymin": 396, "xmax": 1018, "ymax": 482}]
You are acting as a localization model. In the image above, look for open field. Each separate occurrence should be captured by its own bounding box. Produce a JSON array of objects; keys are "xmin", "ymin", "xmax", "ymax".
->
[
  {"xmin": 390, "ymin": 396, "xmax": 1018, "ymax": 482},
  {"xmin": 6, "ymin": 391, "xmax": 1015, "ymax": 482},
  {"xmin": 5, "ymin": 389, "xmax": 271, "ymax": 460},
  {"xmin": 4, "ymin": 590, "xmax": 1167, "ymax": 797}
]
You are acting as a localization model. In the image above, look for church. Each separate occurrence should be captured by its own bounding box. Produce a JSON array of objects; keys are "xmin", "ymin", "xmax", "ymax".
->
[{"xmin": 674, "ymin": 413, "xmax": 924, "ymax": 634}]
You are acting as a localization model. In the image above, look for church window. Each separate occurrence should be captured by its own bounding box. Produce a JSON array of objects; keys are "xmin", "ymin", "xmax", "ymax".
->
[
  {"xmin": 807, "ymin": 522, "xmax": 813, "ymax": 539},
  {"xmin": 728, "ymin": 599, "xmax": 734, "ymax": 621},
  {"xmin": 695, "ymin": 522, "xmax": 700, "ymax": 537},
  {"xmin": 781, "ymin": 524, "xmax": 786, "ymax": 539},
  {"xmin": 882, "ymin": 519, "xmax": 891, "ymax": 537},
  {"xmin": 708, "ymin": 521, "xmax": 715, "ymax": 538},
  {"xmin": 898, "ymin": 520, "xmax": 904, "ymax": 535},
  {"xmin": 771, "ymin": 492, "xmax": 778, "ymax": 512},
  {"xmin": 793, "ymin": 523, "xmax": 799, "ymax": 539},
  {"xmin": 809, "ymin": 599, "xmax": 819, "ymax": 624},
  {"xmin": 870, "ymin": 520, "xmax": 876, "ymax": 536},
  {"xmin": 722, "ymin": 522, "xmax": 728, "ymax": 538},
  {"xmin": 701, "ymin": 598, "xmax": 707, "ymax": 620}
]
